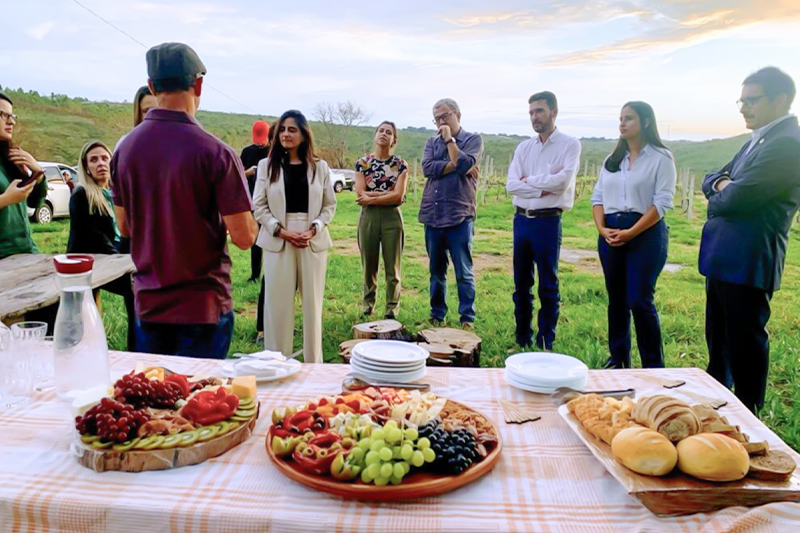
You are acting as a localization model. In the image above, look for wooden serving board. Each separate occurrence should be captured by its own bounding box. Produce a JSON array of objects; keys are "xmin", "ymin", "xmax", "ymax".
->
[
  {"xmin": 73, "ymin": 405, "xmax": 259, "ymax": 473},
  {"xmin": 266, "ymin": 402, "xmax": 502, "ymax": 501},
  {"xmin": 558, "ymin": 404, "xmax": 800, "ymax": 516}
]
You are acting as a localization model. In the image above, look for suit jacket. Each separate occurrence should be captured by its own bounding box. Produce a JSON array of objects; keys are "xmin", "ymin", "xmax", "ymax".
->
[
  {"xmin": 67, "ymin": 186, "xmax": 119, "ymax": 255},
  {"xmin": 252, "ymin": 158, "xmax": 336, "ymax": 253},
  {"xmin": 699, "ymin": 116, "xmax": 800, "ymax": 292}
]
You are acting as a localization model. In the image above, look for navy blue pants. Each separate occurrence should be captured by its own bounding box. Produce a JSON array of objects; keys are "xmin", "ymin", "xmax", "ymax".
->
[
  {"xmin": 705, "ymin": 278, "xmax": 771, "ymax": 413},
  {"xmin": 425, "ymin": 218, "xmax": 476, "ymax": 323},
  {"xmin": 598, "ymin": 213, "xmax": 667, "ymax": 368},
  {"xmin": 135, "ymin": 311, "xmax": 234, "ymax": 360},
  {"xmin": 512, "ymin": 213, "xmax": 562, "ymax": 349}
]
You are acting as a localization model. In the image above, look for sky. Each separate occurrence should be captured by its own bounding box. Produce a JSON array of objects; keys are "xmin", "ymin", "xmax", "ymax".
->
[{"xmin": 2, "ymin": 0, "xmax": 799, "ymax": 140}]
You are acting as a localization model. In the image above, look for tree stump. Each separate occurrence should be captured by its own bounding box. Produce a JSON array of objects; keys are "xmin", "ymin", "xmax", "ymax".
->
[
  {"xmin": 417, "ymin": 343, "xmax": 455, "ymax": 367},
  {"xmin": 339, "ymin": 339, "xmax": 371, "ymax": 363},
  {"xmin": 352, "ymin": 319, "xmax": 404, "ymax": 340},
  {"xmin": 417, "ymin": 328, "xmax": 482, "ymax": 367}
]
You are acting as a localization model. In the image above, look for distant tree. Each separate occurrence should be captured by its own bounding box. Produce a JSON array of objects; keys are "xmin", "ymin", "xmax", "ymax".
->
[{"xmin": 312, "ymin": 100, "xmax": 372, "ymax": 168}]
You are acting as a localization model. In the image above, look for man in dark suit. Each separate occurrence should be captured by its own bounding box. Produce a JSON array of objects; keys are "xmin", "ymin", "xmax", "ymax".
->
[{"xmin": 699, "ymin": 66, "xmax": 800, "ymax": 414}]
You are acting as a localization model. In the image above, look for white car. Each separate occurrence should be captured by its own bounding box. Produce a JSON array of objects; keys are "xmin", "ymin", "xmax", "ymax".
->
[
  {"xmin": 330, "ymin": 168, "xmax": 355, "ymax": 193},
  {"xmin": 26, "ymin": 162, "xmax": 78, "ymax": 224}
]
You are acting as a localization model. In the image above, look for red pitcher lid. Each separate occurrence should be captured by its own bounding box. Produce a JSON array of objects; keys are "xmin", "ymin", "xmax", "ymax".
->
[{"xmin": 53, "ymin": 254, "xmax": 94, "ymax": 274}]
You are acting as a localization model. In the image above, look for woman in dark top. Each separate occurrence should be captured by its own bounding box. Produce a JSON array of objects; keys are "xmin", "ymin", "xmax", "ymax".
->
[
  {"xmin": 252, "ymin": 110, "xmax": 336, "ymax": 363},
  {"xmin": 68, "ymin": 140, "xmax": 137, "ymax": 351},
  {"xmin": 355, "ymin": 121, "xmax": 409, "ymax": 319}
]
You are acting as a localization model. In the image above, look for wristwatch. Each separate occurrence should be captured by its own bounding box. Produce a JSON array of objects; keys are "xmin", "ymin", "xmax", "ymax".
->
[{"xmin": 446, "ymin": 138, "xmax": 456, "ymax": 145}]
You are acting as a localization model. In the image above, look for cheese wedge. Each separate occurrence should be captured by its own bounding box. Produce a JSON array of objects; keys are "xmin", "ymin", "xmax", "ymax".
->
[{"xmin": 231, "ymin": 375, "xmax": 257, "ymax": 400}]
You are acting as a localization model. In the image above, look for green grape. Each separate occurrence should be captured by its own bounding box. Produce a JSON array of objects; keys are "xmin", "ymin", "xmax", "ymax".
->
[
  {"xmin": 417, "ymin": 437, "xmax": 431, "ymax": 450},
  {"xmin": 361, "ymin": 469, "xmax": 375, "ymax": 483},
  {"xmin": 422, "ymin": 448, "xmax": 436, "ymax": 463},
  {"xmin": 400, "ymin": 462, "xmax": 411, "ymax": 475},
  {"xmin": 366, "ymin": 463, "xmax": 381, "ymax": 479},
  {"xmin": 380, "ymin": 463, "xmax": 393, "ymax": 478},
  {"xmin": 411, "ymin": 450, "xmax": 424, "ymax": 467},
  {"xmin": 350, "ymin": 447, "xmax": 366, "ymax": 463},
  {"xmin": 371, "ymin": 428, "xmax": 385, "ymax": 441},
  {"xmin": 357, "ymin": 438, "xmax": 371, "ymax": 451},
  {"xmin": 390, "ymin": 474, "xmax": 403, "ymax": 485},
  {"xmin": 386, "ymin": 427, "xmax": 403, "ymax": 444},
  {"xmin": 369, "ymin": 439, "xmax": 386, "ymax": 452},
  {"xmin": 374, "ymin": 476, "xmax": 390, "ymax": 486},
  {"xmin": 365, "ymin": 451, "xmax": 381, "ymax": 466},
  {"xmin": 400, "ymin": 444, "xmax": 413, "ymax": 461},
  {"xmin": 404, "ymin": 428, "xmax": 419, "ymax": 441},
  {"xmin": 379, "ymin": 447, "xmax": 393, "ymax": 461},
  {"xmin": 391, "ymin": 446, "xmax": 402, "ymax": 460},
  {"xmin": 384, "ymin": 420, "xmax": 398, "ymax": 430},
  {"xmin": 402, "ymin": 439, "xmax": 414, "ymax": 448},
  {"xmin": 393, "ymin": 462, "xmax": 405, "ymax": 479}
]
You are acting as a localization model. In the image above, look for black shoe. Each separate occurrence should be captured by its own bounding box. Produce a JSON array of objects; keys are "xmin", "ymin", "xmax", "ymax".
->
[
  {"xmin": 516, "ymin": 338, "xmax": 533, "ymax": 350},
  {"xmin": 384, "ymin": 312, "xmax": 397, "ymax": 320},
  {"xmin": 460, "ymin": 321, "xmax": 474, "ymax": 332},
  {"xmin": 247, "ymin": 277, "xmax": 259, "ymax": 283},
  {"xmin": 603, "ymin": 357, "xmax": 627, "ymax": 369},
  {"xmin": 428, "ymin": 316, "xmax": 445, "ymax": 327}
]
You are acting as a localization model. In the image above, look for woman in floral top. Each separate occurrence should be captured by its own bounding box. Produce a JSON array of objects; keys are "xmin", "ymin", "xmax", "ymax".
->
[{"xmin": 354, "ymin": 121, "xmax": 409, "ymax": 318}]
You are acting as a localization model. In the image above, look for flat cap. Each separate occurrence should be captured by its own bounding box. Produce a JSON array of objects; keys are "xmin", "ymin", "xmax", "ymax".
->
[{"xmin": 146, "ymin": 42, "xmax": 207, "ymax": 81}]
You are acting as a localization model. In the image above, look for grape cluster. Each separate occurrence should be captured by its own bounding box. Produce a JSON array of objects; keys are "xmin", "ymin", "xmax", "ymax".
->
[
  {"xmin": 419, "ymin": 420, "xmax": 479, "ymax": 475},
  {"xmin": 355, "ymin": 420, "xmax": 436, "ymax": 485},
  {"xmin": 75, "ymin": 397, "xmax": 151, "ymax": 443},
  {"xmin": 114, "ymin": 372, "xmax": 185, "ymax": 408}
]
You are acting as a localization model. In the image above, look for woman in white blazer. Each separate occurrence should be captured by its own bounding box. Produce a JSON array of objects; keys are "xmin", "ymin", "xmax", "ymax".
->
[{"xmin": 253, "ymin": 110, "xmax": 336, "ymax": 363}]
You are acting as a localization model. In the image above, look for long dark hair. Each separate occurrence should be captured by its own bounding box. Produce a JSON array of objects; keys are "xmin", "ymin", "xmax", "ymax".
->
[
  {"xmin": 267, "ymin": 110, "xmax": 318, "ymax": 184},
  {"xmin": 133, "ymin": 85, "xmax": 153, "ymax": 127},
  {"xmin": 0, "ymin": 93, "xmax": 28, "ymax": 182},
  {"xmin": 605, "ymin": 101, "xmax": 669, "ymax": 172}
]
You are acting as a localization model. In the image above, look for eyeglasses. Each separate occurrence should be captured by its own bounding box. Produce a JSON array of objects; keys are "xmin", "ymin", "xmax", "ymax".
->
[
  {"xmin": 432, "ymin": 112, "xmax": 452, "ymax": 125},
  {"xmin": 0, "ymin": 111, "xmax": 17, "ymax": 122},
  {"xmin": 736, "ymin": 95, "xmax": 767, "ymax": 109}
]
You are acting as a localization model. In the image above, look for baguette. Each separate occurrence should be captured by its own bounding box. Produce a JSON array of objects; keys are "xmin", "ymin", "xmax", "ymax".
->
[{"xmin": 632, "ymin": 395, "xmax": 701, "ymax": 442}]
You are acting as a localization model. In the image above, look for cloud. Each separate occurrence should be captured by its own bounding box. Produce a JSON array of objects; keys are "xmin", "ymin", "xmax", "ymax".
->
[{"xmin": 25, "ymin": 21, "xmax": 56, "ymax": 41}]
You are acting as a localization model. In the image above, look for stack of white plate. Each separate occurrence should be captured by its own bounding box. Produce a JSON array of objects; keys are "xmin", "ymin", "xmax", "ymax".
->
[
  {"xmin": 504, "ymin": 352, "xmax": 588, "ymax": 394},
  {"xmin": 350, "ymin": 340, "xmax": 429, "ymax": 383}
]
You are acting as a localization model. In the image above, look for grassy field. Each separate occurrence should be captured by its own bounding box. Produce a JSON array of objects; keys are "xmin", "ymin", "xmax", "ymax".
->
[{"xmin": 32, "ymin": 190, "xmax": 800, "ymax": 451}]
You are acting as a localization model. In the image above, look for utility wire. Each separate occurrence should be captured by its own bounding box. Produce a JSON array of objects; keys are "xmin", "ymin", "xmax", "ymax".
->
[{"xmin": 70, "ymin": 0, "xmax": 259, "ymax": 114}]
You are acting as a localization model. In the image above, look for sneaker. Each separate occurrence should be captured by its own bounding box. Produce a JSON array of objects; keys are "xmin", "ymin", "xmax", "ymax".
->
[
  {"xmin": 247, "ymin": 277, "xmax": 259, "ymax": 284},
  {"xmin": 461, "ymin": 321, "xmax": 474, "ymax": 332},
  {"xmin": 428, "ymin": 316, "xmax": 445, "ymax": 327},
  {"xmin": 603, "ymin": 357, "xmax": 626, "ymax": 369},
  {"xmin": 255, "ymin": 332, "xmax": 264, "ymax": 344}
]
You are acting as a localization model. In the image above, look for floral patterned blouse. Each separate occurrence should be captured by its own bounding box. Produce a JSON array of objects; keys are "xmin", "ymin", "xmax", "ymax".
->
[{"xmin": 355, "ymin": 154, "xmax": 408, "ymax": 193}]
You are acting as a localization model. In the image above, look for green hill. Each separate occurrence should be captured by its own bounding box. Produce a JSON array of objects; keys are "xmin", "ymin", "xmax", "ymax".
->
[{"xmin": 2, "ymin": 86, "xmax": 745, "ymax": 179}]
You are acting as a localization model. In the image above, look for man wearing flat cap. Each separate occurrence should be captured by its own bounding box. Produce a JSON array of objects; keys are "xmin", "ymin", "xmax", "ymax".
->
[{"xmin": 112, "ymin": 42, "xmax": 257, "ymax": 359}]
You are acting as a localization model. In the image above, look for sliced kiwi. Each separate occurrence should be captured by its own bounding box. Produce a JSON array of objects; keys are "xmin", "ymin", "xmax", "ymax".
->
[
  {"xmin": 177, "ymin": 430, "xmax": 200, "ymax": 447},
  {"xmin": 81, "ymin": 434, "xmax": 101, "ymax": 444},
  {"xmin": 141, "ymin": 435, "xmax": 166, "ymax": 450},
  {"xmin": 234, "ymin": 408, "xmax": 256, "ymax": 418},
  {"xmin": 159, "ymin": 434, "xmax": 183, "ymax": 449},
  {"xmin": 238, "ymin": 398, "xmax": 255, "ymax": 409},
  {"xmin": 134, "ymin": 436, "xmax": 156, "ymax": 449},
  {"xmin": 228, "ymin": 421, "xmax": 241, "ymax": 431},
  {"xmin": 215, "ymin": 421, "xmax": 232, "ymax": 436},
  {"xmin": 197, "ymin": 425, "xmax": 221, "ymax": 442},
  {"xmin": 91, "ymin": 439, "xmax": 113, "ymax": 449},
  {"xmin": 230, "ymin": 415, "xmax": 252, "ymax": 422},
  {"xmin": 112, "ymin": 438, "xmax": 141, "ymax": 452}
]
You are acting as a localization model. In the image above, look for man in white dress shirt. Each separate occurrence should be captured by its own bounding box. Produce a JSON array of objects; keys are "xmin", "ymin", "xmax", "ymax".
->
[{"xmin": 506, "ymin": 91, "xmax": 581, "ymax": 350}]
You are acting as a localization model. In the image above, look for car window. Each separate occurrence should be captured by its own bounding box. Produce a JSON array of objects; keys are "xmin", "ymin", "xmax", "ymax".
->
[{"xmin": 44, "ymin": 167, "xmax": 64, "ymax": 183}]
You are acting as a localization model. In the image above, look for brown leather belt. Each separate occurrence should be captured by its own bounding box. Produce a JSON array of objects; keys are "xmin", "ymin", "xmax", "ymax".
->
[{"xmin": 515, "ymin": 207, "xmax": 563, "ymax": 218}]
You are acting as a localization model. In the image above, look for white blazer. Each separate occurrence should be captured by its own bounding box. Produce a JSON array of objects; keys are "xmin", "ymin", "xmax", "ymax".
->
[{"xmin": 253, "ymin": 157, "xmax": 337, "ymax": 253}]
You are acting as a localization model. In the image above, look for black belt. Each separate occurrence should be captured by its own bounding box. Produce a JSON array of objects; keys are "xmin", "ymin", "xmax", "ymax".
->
[{"xmin": 516, "ymin": 207, "xmax": 562, "ymax": 218}]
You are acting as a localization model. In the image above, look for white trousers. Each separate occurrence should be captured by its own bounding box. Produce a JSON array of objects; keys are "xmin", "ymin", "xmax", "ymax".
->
[{"xmin": 262, "ymin": 213, "xmax": 328, "ymax": 364}]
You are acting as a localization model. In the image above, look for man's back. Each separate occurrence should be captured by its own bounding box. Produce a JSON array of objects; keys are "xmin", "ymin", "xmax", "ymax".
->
[{"xmin": 112, "ymin": 108, "xmax": 252, "ymax": 324}]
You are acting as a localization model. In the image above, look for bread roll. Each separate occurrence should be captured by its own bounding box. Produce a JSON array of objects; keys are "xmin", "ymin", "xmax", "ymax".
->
[
  {"xmin": 632, "ymin": 395, "xmax": 701, "ymax": 442},
  {"xmin": 611, "ymin": 426, "xmax": 677, "ymax": 476},
  {"xmin": 676, "ymin": 433, "xmax": 749, "ymax": 482}
]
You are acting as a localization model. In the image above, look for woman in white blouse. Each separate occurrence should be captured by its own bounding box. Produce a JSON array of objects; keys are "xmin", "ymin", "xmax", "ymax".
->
[
  {"xmin": 253, "ymin": 110, "xmax": 336, "ymax": 363},
  {"xmin": 591, "ymin": 101, "xmax": 676, "ymax": 369}
]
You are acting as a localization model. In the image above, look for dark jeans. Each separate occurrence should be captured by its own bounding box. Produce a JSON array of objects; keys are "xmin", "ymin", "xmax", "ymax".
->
[
  {"xmin": 257, "ymin": 276, "xmax": 265, "ymax": 333},
  {"xmin": 425, "ymin": 218, "xmax": 476, "ymax": 323},
  {"xmin": 598, "ymin": 213, "xmax": 668, "ymax": 368},
  {"xmin": 512, "ymin": 213, "xmax": 561, "ymax": 349},
  {"xmin": 251, "ymin": 241, "xmax": 262, "ymax": 280},
  {"xmin": 706, "ymin": 278, "xmax": 771, "ymax": 414},
  {"xmin": 135, "ymin": 311, "xmax": 234, "ymax": 359},
  {"xmin": 94, "ymin": 274, "xmax": 137, "ymax": 352}
]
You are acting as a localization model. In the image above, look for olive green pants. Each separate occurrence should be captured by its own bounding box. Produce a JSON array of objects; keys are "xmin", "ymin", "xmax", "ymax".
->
[{"xmin": 358, "ymin": 205, "xmax": 404, "ymax": 317}]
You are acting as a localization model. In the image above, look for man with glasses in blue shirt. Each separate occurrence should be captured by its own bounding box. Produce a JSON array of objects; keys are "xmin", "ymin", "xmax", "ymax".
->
[
  {"xmin": 419, "ymin": 98, "xmax": 483, "ymax": 329},
  {"xmin": 700, "ymin": 66, "xmax": 800, "ymax": 413}
]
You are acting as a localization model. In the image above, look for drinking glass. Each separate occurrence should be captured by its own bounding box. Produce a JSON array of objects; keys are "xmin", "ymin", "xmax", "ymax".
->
[
  {"xmin": 0, "ymin": 323, "xmax": 34, "ymax": 409},
  {"xmin": 12, "ymin": 322, "xmax": 52, "ymax": 391}
]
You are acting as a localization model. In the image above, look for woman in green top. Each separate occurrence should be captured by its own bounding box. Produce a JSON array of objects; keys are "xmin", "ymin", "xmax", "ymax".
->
[{"xmin": 0, "ymin": 91, "xmax": 47, "ymax": 260}]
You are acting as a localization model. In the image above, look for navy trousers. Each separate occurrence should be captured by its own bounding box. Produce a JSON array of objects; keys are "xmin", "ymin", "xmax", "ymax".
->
[
  {"xmin": 705, "ymin": 278, "xmax": 771, "ymax": 414},
  {"xmin": 135, "ymin": 311, "xmax": 234, "ymax": 360},
  {"xmin": 512, "ymin": 213, "xmax": 562, "ymax": 349},
  {"xmin": 598, "ymin": 213, "xmax": 668, "ymax": 368}
]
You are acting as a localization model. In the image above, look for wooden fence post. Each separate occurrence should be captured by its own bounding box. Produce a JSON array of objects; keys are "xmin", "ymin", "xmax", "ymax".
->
[
  {"xmin": 413, "ymin": 158, "xmax": 419, "ymax": 203},
  {"xmin": 687, "ymin": 170, "xmax": 694, "ymax": 221}
]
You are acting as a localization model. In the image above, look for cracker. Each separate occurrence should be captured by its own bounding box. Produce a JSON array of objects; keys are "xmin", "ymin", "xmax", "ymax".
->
[{"xmin": 498, "ymin": 400, "xmax": 541, "ymax": 425}]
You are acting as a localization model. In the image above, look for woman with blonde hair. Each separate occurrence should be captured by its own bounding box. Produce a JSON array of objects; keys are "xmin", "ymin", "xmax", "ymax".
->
[
  {"xmin": 68, "ymin": 140, "xmax": 137, "ymax": 351},
  {"xmin": 355, "ymin": 121, "xmax": 408, "ymax": 318},
  {"xmin": 253, "ymin": 110, "xmax": 336, "ymax": 363}
]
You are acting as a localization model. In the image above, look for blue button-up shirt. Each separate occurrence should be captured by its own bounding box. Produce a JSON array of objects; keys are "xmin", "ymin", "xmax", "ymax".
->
[{"xmin": 418, "ymin": 128, "xmax": 484, "ymax": 228}]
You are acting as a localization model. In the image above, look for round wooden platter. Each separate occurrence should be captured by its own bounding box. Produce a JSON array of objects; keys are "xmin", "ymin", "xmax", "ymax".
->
[
  {"xmin": 265, "ymin": 401, "xmax": 502, "ymax": 501},
  {"xmin": 72, "ymin": 403, "xmax": 259, "ymax": 473}
]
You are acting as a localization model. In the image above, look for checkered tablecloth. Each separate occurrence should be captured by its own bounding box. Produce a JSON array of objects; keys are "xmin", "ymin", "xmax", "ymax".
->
[{"xmin": 2, "ymin": 351, "xmax": 800, "ymax": 533}]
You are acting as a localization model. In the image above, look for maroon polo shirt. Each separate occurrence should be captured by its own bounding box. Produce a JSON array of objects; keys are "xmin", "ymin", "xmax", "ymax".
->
[{"xmin": 111, "ymin": 109, "xmax": 252, "ymax": 324}]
